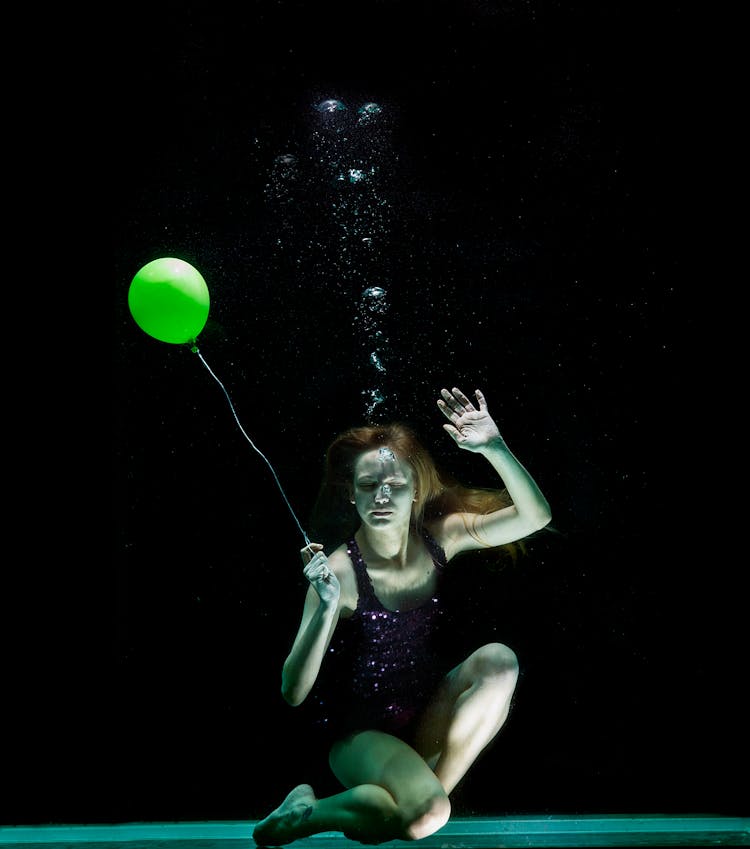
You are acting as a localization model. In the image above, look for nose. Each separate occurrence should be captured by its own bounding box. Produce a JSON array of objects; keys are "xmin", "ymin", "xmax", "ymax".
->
[{"xmin": 375, "ymin": 483, "xmax": 392, "ymax": 504}]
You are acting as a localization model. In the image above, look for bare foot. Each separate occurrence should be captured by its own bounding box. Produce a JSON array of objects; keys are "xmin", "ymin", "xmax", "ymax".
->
[{"xmin": 253, "ymin": 784, "xmax": 317, "ymax": 847}]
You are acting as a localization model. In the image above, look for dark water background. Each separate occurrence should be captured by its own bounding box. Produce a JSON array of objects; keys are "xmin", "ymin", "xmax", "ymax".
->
[{"xmin": 17, "ymin": 0, "xmax": 743, "ymax": 830}]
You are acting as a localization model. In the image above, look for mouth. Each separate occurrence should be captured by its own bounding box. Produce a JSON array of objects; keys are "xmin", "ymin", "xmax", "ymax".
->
[{"xmin": 371, "ymin": 510, "xmax": 393, "ymax": 517}]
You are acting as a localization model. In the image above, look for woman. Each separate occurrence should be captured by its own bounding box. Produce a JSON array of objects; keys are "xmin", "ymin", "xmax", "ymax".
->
[{"xmin": 253, "ymin": 387, "xmax": 551, "ymax": 846}]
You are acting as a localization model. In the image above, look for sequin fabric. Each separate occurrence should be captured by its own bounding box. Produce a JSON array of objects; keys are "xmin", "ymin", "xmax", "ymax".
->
[{"xmin": 308, "ymin": 529, "xmax": 449, "ymax": 744}]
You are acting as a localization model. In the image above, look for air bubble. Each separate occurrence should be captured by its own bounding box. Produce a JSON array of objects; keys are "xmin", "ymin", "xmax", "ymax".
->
[
  {"xmin": 316, "ymin": 99, "xmax": 346, "ymax": 114},
  {"xmin": 357, "ymin": 102, "xmax": 383, "ymax": 124}
]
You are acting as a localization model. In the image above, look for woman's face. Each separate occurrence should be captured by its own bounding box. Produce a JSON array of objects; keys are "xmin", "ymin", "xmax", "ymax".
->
[{"xmin": 352, "ymin": 447, "xmax": 416, "ymax": 528}]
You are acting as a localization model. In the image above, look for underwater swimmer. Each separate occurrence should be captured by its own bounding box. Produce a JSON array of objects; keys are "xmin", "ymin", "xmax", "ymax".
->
[{"xmin": 253, "ymin": 387, "xmax": 551, "ymax": 846}]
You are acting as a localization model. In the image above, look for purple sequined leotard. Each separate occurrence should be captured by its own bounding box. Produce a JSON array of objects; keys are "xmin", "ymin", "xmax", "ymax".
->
[{"xmin": 308, "ymin": 528, "xmax": 449, "ymax": 744}]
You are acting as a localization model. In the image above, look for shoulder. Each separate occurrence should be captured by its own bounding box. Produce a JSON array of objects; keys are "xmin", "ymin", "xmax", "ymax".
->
[
  {"xmin": 326, "ymin": 542, "xmax": 355, "ymax": 579},
  {"xmin": 327, "ymin": 542, "xmax": 353, "ymax": 566}
]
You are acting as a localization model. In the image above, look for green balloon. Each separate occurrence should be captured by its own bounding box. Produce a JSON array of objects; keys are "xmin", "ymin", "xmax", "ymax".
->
[{"xmin": 128, "ymin": 257, "xmax": 210, "ymax": 344}]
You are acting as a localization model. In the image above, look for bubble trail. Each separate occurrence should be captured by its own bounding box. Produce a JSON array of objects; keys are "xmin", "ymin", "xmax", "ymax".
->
[
  {"xmin": 194, "ymin": 349, "xmax": 311, "ymax": 546},
  {"xmin": 356, "ymin": 284, "xmax": 391, "ymax": 416},
  {"xmin": 266, "ymin": 99, "xmax": 396, "ymax": 421}
]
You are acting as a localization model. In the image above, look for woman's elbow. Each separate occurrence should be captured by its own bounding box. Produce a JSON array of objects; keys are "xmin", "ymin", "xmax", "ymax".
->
[
  {"xmin": 525, "ymin": 504, "xmax": 552, "ymax": 535},
  {"xmin": 535, "ymin": 506, "xmax": 552, "ymax": 532},
  {"xmin": 282, "ymin": 688, "xmax": 305, "ymax": 707},
  {"xmin": 281, "ymin": 675, "xmax": 308, "ymax": 707}
]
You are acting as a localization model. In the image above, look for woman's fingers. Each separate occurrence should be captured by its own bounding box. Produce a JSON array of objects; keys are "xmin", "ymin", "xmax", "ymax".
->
[
  {"xmin": 437, "ymin": 398, "xmax": 455, "ymax": 422},
  {"xmin": 438, "ymin": 386, "xmax": 488, "ymax": 421},
  {"xmin": 303, "ymin": 551, "xmax": 332, "ymax": 582},
  {"xmin": 451, "ymin": 387, "xmax": 474, "ymax": 410},
  {"xmin": 304, "ymin": 551, "xmax": 325, "ymax": 569},
  {"xmin": 300, "ymin": 542, "xmax": 324, "ymax": 564},
  {"xmin": 439, "ymin": 387, "xmax": 462, "ymax": 412},
  {"xmin": 438, "ymin": 392, "xmax": 462, "ymax": 424},
  {"xmin": 439, "ymin": 387, "xmax": 478, "ymax": 414},
  {"xmin": 443, "ymin": 423, "xmax": 463, "ymax": 442}
]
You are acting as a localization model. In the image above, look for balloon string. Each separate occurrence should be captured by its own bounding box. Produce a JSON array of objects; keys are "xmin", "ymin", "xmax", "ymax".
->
[{"xmin": 194, "ymin": 348, "xmax": 311, "ymax": 547}]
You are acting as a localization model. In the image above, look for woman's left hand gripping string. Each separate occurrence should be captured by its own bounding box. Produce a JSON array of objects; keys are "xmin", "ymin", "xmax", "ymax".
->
[{"xmin": 301, "ymin": 543, "xmax": 340, "ymax": 604}]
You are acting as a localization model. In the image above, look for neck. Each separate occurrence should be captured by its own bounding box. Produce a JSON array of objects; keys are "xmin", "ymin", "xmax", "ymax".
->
[{"xmin": 356, "ymin": 520, "xmax": 412, "ymax": 567}]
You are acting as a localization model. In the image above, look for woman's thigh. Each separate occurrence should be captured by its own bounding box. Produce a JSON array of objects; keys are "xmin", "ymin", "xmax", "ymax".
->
[
  {"xmin": 329, "ymin": 729, "xmax": 444, "ymax": 806},
  {"xmin": 412, "ymin": 642, "xmax": 517, "ymax": 762}
]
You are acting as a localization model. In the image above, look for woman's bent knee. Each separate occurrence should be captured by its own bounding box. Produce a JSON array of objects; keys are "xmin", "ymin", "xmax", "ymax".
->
[
  {"xmin": 476, "ymin": 642, "xmax": 519, "ymax": 681},
  {"xmin": 403, "ymin": 792, "xmax": 451, "ymax": 840}
]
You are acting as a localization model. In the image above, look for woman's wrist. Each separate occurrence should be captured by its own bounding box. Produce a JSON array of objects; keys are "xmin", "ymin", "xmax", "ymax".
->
[
  {"xmin": 477, "ymin": 435, "xmax": 508, "ymax": 455},
  {"xmin": 317, "ymin": 595, "xmax": 339, "ymax": 614}
]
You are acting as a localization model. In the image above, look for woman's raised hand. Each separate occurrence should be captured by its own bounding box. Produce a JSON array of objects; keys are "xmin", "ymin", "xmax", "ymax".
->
[
  {"xmin": 437, "ymin": 387, "xmax": 503, "ymax": 452},
  {"xmin": 301, "ymin": 543, "xmax": 340, "ymax": 603}
]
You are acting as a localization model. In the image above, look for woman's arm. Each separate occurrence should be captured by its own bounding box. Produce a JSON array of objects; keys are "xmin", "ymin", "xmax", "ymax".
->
[
  {"xmin": 435, "ymin": 387, "xmax": 552, "ymax": 559},
  {"xmin": 280, "ymin": 545, "xmax": 343, "ymax": 706}
]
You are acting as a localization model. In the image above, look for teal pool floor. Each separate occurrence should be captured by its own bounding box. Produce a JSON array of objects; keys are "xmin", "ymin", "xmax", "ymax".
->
[{"xmin": 1, "ymin": 816, "xmax": 748, "ymax": 848}]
